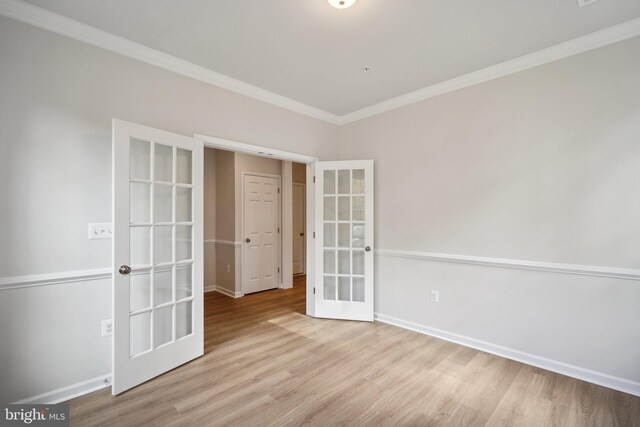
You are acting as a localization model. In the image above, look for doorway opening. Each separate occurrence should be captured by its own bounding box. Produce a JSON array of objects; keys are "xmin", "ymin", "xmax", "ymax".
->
[{"xmin": 202, "ymin": 148, "xmax": 309, "ymax": 302}]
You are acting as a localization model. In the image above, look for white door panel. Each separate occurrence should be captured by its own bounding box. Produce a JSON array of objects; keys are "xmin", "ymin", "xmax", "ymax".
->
[
  {"xmin": 113, "ymin": 119, "xmax": 204, "ymax": 395},
  {"xmin": 314, "ymin": 160, "xmax": 374, "ymax": 322},
  {"xmin": 243, "ymin": 174, "xmax": 280, "ymax": 294}
]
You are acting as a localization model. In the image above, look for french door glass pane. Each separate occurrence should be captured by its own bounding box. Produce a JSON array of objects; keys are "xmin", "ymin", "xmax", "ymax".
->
[
  {"xmin": 154, "ymin": 226, "xmax": 173, "ymax": 264},
  {"xmin": 338, "ymin": 277, "xmax": 350, "ymax": 301},
  {"xmin": 176, "ymin": 264, "xmax": 193, "ymax": 300},
  {"xmin": 176, "ymin": 148, "xmax": 192, "ymax": 184},
  {"xmin": 130, "ymin": 138, "xmax": 150, "ymax": 180},
  {"xmin": 353, "ymin": 277, "xmax": 365, "ymax": 302},
  {"xmin": 323, "ymin": 250, "xmax": 335, "ymax": 274},
  {"xmin": 154, "ymin": 305, "xmax": 173, "ymax": 348},
  {"xmin": 323, "ymin": 276, "xmax": 336, "ymax": 300},
  {"xmin": 324, "ymin": 223, "xmax": 335, "ymax": 247},
  {"xmin": 154, "ymin": 184, "xmax": 173, "ymax": 223},
  {"xmin": 352, "ymin": 169, "xmax": 365, "ymax": 194},
  {"xmin": 176, "ymin": 188, "xmax": 192, "ymax": 222},
  {"xmin": 353, "ymin": 251, "xmax": 365, "ymax": 275},
  {"xmin": 130, "ymin": 271, "xmax": 151, "ymax": 312},
  {"xmin": 323, "ymin": 170, "xmax": 336, "ymax": 194},
  {"xmin": 175, "ymin": 225, "xmax": 192, "ymax": 261},
  {"xmin": 154, "ymin": 266, "xmax": 173, "ymax": 306},
  {"xmin": 130, "ymin": 312, "xmax": 151, "ymax": 357},
  {"xmin": 337, "ymin": 170, "xmax": 350, "ymax": 194},
  {"xmin": 338, "ymin": 196, "xmax": 350, "ymax": 221},
  {"xmin": 338, "ymin": 250, "xmax": 350, "ymax": 274},
  {"xmin": 176, "ymin": 301, "xmax": 193, "ymax": 339},
  {"xmin": 352, "ymin": 224, "xmax": 365, "ymax": 248},
  {"xmin": 155, "ymin": 144, "xmax": 173, "ymax": 182},
  {"xmin": 130, "ymin": 183, "xmax": 151, "ymax": 224},
  {"xmin": 130, "ymin": 226, "xmax": 150, "ymax": 266},
  {"xmin": 338, "ymin": 224, "xmax": 350, "ymax": 248},
  {"xmin": 324, "ymin": 196, "xmax": 336, "ymax": 221},
  {"xmin": 352, "ymin": 196, "xmax": 365, "ymax": 221}
]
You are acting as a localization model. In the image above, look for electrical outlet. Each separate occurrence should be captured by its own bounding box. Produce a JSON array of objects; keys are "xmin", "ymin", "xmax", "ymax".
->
[
  {"xmin": 89, "ymin": 223, "xmax": 113, "ymax": 240},
  {"xmin": 430, "ymin": 290, "xmax": 440, "ymax": 304},
  {"xmin": 227, "ymin": 264, "xmax": 231, "ymax": 273},
  {"xmin": 102, "ymin": 319, "xmax": 113, "ymax": 337}
]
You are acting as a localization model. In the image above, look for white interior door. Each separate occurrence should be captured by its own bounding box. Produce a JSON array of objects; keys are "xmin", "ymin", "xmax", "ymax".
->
[
  {"xmin": 112, "ymin": 119, "xmax": 203, "ymax": 395},
  {"xmin": 314, "ymin": 160, "xmax": 374, "ymax": 321},
  {"xmin": 243, "ymin": 173, "xmax": 280, "ymax": 294},
  {"xmin": 292, "ymin": 183, "xmax": 305, "ymax": 275}
]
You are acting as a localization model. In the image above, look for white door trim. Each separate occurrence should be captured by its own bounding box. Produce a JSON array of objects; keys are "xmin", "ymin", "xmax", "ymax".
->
[
  {"xmin": 241, "ymin": 171, "xmax": 282, "ymax": 295},
  {"xmin": 195, "ymin": 134, "xmax": 319, "ymax": 164},
  {"xmin": 195, "ymin": 133, "xmax": 318, "ymax": 316},
  {"xmin": 292, "ymin": 182, "xmax": 306, "ymax": 275}
]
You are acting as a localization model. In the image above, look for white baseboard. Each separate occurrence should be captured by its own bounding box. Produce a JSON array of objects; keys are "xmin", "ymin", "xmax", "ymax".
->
[
  {"xmin": 214, "ymin": 286, "xmax": 243, "ymax": 298},
  {"xmin": 374, "ymin": 313, "xmax": 640, "ymax": 397},
  {"xmin": 13, "ymin": 374, "xmax": 111, "ymax": 404},
  {"xmin": 204, "ymin": 284, "xmax": 217, "ymax": 293}
]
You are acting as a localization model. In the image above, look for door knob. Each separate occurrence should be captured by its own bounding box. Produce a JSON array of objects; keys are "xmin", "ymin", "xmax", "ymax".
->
[
  {"xmin": 245, "ymin": 238, "xmax": 251, "ymax": 243},
  {"xmin": 300, "ymin": 233, "xmax": 304, "ymax": 236},
  {"xmin": 365, "ymin": 246, "xmax": 372, "ymax": 252},
  {"xmin": 119, "ymin": 265, "xmax": 131, "ymax": 275}
]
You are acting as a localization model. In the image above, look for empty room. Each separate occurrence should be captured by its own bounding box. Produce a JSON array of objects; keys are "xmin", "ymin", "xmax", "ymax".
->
[{"xmin": 0, "ymin": 0, "xmax": 639, "ymax": 426}]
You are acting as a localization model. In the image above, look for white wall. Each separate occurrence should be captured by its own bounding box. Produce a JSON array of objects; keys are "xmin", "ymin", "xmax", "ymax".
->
[
  {"xmin": 0, "ymin": 16, "xmax": 338, "ymax": 403},
  {"xmin": 338, "ymin": 37, "xmax": 640, "ymax": 392}
]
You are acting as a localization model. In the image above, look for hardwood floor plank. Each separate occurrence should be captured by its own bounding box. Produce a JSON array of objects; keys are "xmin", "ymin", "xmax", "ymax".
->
[{"xmin": 67, "ymin": 275, "xmax": 640, "ymax": 426}]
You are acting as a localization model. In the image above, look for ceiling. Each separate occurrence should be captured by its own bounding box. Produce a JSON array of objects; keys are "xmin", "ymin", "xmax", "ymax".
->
[{"xmin": 20, "ymin": 0, "xmax": 640, "ymax": 116}]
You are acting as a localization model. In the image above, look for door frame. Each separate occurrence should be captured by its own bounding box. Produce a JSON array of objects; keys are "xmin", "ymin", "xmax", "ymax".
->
[
  {"xmin": 292, "ymin": 182, "xmax": 306, "ymax": 275},
  {"xmin": 195, "ymin": 134, "xmax": 318, "ymax": 316},
  {"xmin": 241, "ymin": 171, "xmax": 282, "ymax": 295}
]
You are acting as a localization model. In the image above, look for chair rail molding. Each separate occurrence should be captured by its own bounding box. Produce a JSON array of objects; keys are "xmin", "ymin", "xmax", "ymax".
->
[
  {"xmin": 375, "ymin": 248, "xmax": 640, "ymax": 281},
  {"xmin": 0, "ymin": 268, "xmax": 112, "ymax": 291},
  {"xmin": 204, "ymin": 239, "xmax": 241, "ymax": 247}
]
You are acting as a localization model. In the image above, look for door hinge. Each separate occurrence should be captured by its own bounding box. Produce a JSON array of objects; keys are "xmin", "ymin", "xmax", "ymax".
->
[
  {"xmin": 278, "ymin": 187, "xmax": 280, "ymax": 194},
  {"xmin": 313, "ymin": 231, "xmax": 316, "ymax": 239},
  {"xmin": 313, "ymin": 176, "xmax": 316, "ymax": 183},
  {"xmin": 277, "ymin": 227, "xmax": 280, "ymax": 233},
  {"xmin": 313, "ymin": 287, "xmax": 316, "ymax": 294},
  {"xmin": 278, "ymin": 267, "xmax": 280, "ymax": 273}
]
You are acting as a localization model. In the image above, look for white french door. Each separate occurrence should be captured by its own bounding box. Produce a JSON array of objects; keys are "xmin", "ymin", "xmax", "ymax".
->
[
  {"xmin": 314, "ymin": 160, "xmax": 374, "ymax": 321},
  {"xmin": 243, "ymin": 173, "xmax": 280, "ymax": 294},
  {"xmin": 112, "ymin": 119, "xmax": 204, "ymax": 395}
]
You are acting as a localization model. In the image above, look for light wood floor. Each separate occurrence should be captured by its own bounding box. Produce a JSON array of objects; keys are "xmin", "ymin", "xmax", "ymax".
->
[{"xmin": 69, "ymin": 276, "xmax": 640, "ymax": 426}]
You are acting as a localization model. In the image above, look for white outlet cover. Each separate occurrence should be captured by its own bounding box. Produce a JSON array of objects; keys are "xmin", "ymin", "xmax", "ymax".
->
[{"xmin": 102, "ymin": 319, "xmax": 113, "ymax": 337}]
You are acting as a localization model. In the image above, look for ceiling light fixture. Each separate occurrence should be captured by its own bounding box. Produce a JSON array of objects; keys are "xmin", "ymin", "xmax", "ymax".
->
[{"xmin": 327, "ymin": 0, "xmax": 357, "ymax": 9}]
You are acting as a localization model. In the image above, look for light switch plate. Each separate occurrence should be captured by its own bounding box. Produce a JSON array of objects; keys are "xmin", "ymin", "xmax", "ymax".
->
[{"xmin": 89, "ymin": 223, "xmax": 113, "ymax": 240}]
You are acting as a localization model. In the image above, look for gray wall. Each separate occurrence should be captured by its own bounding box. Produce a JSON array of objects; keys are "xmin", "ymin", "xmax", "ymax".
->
[
  {"xmin": 338, "ymin": 37, "xmax": 640, "ymax": 385},
  {"xmin": 0, "ymin": 16, "xmax": 338, "ymax": 403}
]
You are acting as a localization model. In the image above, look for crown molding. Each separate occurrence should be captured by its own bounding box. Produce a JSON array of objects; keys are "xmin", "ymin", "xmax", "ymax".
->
[
  {"xmin": 1, "ymin": 0, "xmax": 639, "ymax": 127},
  {"xmin": 0, "ymin": 0, "xmax": 341, "ymax": 125},
  {"xmin": 337, "ymin": 17, "xmax": 640, "ymax": 125}
]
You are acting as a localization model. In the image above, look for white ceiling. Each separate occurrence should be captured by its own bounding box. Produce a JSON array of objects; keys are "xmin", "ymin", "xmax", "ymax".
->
[{"xmin": 20, "ymin": 0, "xmax": 640, "ymax": 116}]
